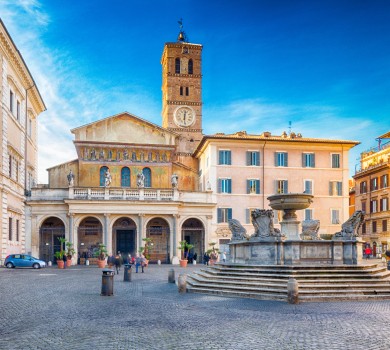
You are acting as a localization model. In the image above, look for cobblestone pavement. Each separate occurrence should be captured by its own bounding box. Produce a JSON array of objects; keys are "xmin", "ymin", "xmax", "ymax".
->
[{"xmin": 1, "ymin": 264, "xmax": 390, "ymax": 350}]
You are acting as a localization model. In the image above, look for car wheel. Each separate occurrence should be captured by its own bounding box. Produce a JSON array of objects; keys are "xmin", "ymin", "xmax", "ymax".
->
[
  {"xmin": 33, "ymin": 263, "xmax": 40, "ymax": 269},
  {"xmin": 6, "ymin": 262, "xmax": 14, "ymax": 268}
]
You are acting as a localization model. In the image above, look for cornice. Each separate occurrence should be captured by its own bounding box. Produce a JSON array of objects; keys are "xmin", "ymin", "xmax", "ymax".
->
[
  {"xmin": 166, "ymin": 73, "xmax": 202, "ymax": 78},
  {"xmin": 166, "ymin": 101, "xmax": 202, "ymax": 106}
]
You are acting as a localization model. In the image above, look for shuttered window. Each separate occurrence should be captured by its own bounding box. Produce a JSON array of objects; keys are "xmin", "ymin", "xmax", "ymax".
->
[
  {"xmin": 275, "ymin": 152, "xmax": 288, "ymax": 167},
  {"xmin": 246, "ymin": 151, "xmax": 260, "ymax": 166},
  {"xmin": 217, "ymin": 208, "xmax": 232, "ymax": 223},
  {"xmin": 247, "ymin": 179, "xmax": 260, "ymax": 194}
]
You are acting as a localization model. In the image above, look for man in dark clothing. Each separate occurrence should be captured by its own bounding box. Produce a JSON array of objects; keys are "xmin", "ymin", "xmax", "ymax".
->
[{"xmin": 114, "ymin": 254, "xmax": 121, "ymax": 274}]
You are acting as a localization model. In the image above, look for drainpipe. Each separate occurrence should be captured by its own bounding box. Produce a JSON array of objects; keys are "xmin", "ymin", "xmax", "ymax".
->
[{"xmin": 262, "ymin": 141, "xmax": 267, "ymax": 208}]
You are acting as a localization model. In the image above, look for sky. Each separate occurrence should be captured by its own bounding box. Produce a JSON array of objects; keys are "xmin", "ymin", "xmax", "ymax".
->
[{"xmin": 1, "ymin": 0, "xmax": 389, "ymax": 182}]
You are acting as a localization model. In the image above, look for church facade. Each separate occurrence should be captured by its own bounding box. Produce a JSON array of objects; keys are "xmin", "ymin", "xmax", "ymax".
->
[{"xmin": 25, "ymin": 29, "xmax": 359, "ymax": 264}]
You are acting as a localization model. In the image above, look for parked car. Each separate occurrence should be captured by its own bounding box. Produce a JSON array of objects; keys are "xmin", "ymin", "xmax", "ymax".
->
[{"xmin": 4, "ymin": 254, "xmax": 46, "ymax": 269}]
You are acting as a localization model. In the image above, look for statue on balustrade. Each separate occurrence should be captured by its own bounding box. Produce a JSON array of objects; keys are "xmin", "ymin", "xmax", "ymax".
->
[
  {"xmin": 67, "ymin": 170, "xmax": 74, "ymax": 187},
  {"xmin": 104, "ymin": 169, "xmax": 112, "ymax": 187},
  {"xmin": 137, "ymin": 171, "xmax": 145, "ymax": 188},
  {"xmin": 171, "ymin": 174, "xmax": 178, "ymax": 188}
]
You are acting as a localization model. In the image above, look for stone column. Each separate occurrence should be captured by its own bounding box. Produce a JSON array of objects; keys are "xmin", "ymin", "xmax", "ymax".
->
[
  {"xmin": 138, "ymin": 214, "xmax": 145, "ymax": 251},
  {"xmin": 68, "ymin": 213, "xmax": 74, "ymax": 244},
  {"xmin": 104, "ymin": 213, "xmax": 110, "ymax": 252},
  {"xmin": 172, "ymin": 214, "xmax": 180, "ymax": 260}
]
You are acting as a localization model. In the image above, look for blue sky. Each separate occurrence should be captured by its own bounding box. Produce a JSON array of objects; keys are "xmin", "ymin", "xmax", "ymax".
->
[{"xmin": 1, "ymin": 0, "xmax": 389, "ymax": 182}]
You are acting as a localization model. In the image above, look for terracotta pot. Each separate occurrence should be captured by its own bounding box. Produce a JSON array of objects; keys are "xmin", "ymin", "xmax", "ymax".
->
[
  {"xmin": 97, "ymin": 259, "xmax": 106, "ymax": 268},
  {"xmin": 209, "ymin": 259, "xmax": 217, "ymax": 266},
  {"xmin": 180, "ymin": 259, "xmax": 188, "ymax": 268},
  {"xmin": 66, "ymin": 259, "xmax": 72, "ymax": 267},
  {"xmin": 57, "ymin": 260, "xmax": 64, "ymax": 269}
]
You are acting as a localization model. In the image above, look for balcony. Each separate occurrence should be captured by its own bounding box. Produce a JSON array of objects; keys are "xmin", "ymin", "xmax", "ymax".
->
[{"xmin": 28, "ymin": 187, "xmax": 216, "ymax": 204}]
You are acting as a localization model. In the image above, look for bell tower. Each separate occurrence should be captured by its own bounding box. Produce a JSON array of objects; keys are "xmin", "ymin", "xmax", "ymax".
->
[{"xmin": 161, "ymin": 23, "xmax": 203, "ymax": 159}]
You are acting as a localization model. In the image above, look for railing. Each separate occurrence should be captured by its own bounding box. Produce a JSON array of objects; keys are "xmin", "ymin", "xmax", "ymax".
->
[{"xmin": 29, "ymin": 187, "xmax": 216, "ymax": 203}]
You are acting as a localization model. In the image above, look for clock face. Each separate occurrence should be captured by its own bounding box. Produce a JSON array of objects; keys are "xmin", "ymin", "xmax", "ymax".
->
[{"xmin": 174, "ymin": 106, "xmax": 196, "ymax": 127}]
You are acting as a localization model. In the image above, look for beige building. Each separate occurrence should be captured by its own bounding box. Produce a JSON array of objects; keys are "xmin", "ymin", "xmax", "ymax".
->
[
  {"xmin": 0, "ymin": 20, "xmax": 45, "ymax": 263},
  {"xmin": 194, "ymin": 132, "xmax": 359, "ymax": 251},
  {"xmin": 353, "ymin": 131, "xmax": 390, "ymax": 257},
  {"xmin": 25, "ymin": 28, "xmax": 359, "ymax": 264}
]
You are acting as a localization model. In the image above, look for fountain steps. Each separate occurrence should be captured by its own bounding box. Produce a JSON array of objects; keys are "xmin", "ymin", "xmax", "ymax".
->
[{"xmin": 186, "ymin": 264, "xmax": 390, "ymax": 302}]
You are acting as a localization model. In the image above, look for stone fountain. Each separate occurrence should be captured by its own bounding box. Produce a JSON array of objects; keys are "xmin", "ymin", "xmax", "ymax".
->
[{"xmin": 228, "ymin": 193, "xmax": 364, "ymax": 265}]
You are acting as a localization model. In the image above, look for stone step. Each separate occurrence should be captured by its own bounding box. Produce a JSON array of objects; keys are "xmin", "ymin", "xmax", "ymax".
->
[
  {"xmin": 299, "ymin": 294, "xmax": 390, "ymax": 302},
  {"xmin": 216, "ymin": 263, "xmax": 382, "ymax": 271}
]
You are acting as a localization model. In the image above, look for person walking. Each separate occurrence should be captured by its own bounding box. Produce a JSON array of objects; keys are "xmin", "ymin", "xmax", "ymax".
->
[
  {"xmin": 135, "ymin": 254, "xmax": 141, "ymax": 273},
  {"xmin": 141, "ymin": 254, "xmax": 146, "ymax": 273},
  {"xmin": 114, "ymin": 254, "xmax": 121, "ymax": 274},
  {"xmin": 203, "ymin": 252, "xmax": 210, "ymax": 266},
  {"xmin": 221, "ymin": 251, "xmax": 226, "ymax": 263}
]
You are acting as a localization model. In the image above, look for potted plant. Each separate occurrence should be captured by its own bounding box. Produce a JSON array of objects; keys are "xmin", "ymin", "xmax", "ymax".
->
[
  {"xmin": 55, "ymin": 237, "xmax": 67, "ymax": 269},
  {"xmin": 207, "ymin": 242, "xmax": 219, "ymax": 266},
  {"xmin": 94, "ymin": 243, "xmax": 107, "ymax": 268},
  {"xmin": 65, "ymin": 242, "xmax": 75, "ymax": 267},
  {"xmin": 178, "ymin": 240, "xmax": 194, "ymax": 268}
]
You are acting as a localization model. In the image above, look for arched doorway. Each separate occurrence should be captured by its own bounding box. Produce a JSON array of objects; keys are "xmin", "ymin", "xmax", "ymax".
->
[
  {"xmin": 39, "ymin": 217, "xmax": 65, "ymax": 263},
  {"xmin": 146, "ymin": 217, "xmax": 170, "ymax": 263},
  {"xmin": 182, "ymin": 218, "xmax": 205, "ymax": 263},
  {"xmin": 112, "ymin": 218, "xmax": 137, "ymax": 257},
  {"xmin": 78, "ymin": 217, "xmax": 103, "ymax": 263}
]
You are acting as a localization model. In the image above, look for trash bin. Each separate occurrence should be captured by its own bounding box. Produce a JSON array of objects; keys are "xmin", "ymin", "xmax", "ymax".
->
[
  {"xmin": 124, "ymin": 264, "xmax": 132, "ymax": 282},
  {"xmin": 101, "ymin": 269, "xmax": 114, "ymax": 296}
]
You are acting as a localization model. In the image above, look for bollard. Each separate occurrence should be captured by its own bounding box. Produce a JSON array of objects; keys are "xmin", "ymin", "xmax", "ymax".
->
[
  {"xmin": 168, "ymin": 268, "xmax": 175, "ymax": 283},
  {"xmin": 123, "ymin": 264, "xmax": 132, "ymax": 282},
  {"xmin": 287, "ymin": 277, "xmax": 299, "ymax": 304},
  {"xmin": 158, "ymin": 260, "xmax": 161, "ymax": 265},
  {"xmin": 193, "ymin": 260, "xmax": 197, "ymax": 265},
  {"xmin": 178, "ymin": 273, "xmax": 187, "ymax": 294},
  {"xmin": 48, "ymin": 261, "xmax": 52, "ymax": 267},
  {"xmin": 101, "ymin": 269, "xmax": 114, "ymax": 296}
]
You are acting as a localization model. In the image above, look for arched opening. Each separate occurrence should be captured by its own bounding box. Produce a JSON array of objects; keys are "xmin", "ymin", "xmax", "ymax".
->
[
  {"xmin": 182, "ymin": 218, "xmax": 205, "ymax": 263},
  {"xmin": 146, "ymin": 217, "xmax": 170, "ymax": 263},
  {"xmin": 175, "ymin": 57, "xmax": 180, "ymax": 74},
  {"xmin": 112, "ymin": 218, "xmax": 137, "ymax": 258},
  {"xmin": 121, "ymin": 167, "xmax": 130, "ymax": 187},
  {"xmin": 39, "ymin": 217, "xmax": 65, "ymax": 263},
  {"xmin": 188, "ymin": 59, "xmax": 193, "ymax": 74},
  {"xmin": 100, "ymin": 166, "xmax": 108, "ymax": 187},
  {"xmin": 143, "ymin": 167, "xmax": 152, "ymax": 188},
  {"xmin": 78, "ymin": 217, "xmax": 103, "ymax": 265}
]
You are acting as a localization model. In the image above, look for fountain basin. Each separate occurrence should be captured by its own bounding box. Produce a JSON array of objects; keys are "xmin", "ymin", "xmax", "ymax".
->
[{"xmin": 267, "ymin": 193, "xmax": 314, "ymax": 211}]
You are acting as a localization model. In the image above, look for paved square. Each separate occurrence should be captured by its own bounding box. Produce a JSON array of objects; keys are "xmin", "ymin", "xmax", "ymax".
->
[{"xmin": 1, "ymin": 264, "xmax": 390, "ymax": 350}]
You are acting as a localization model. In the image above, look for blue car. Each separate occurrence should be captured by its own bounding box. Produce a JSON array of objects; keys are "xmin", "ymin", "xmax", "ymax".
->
[{"xmin": 4, "ymin": 254, "xmax": 46, "ymax": 269}]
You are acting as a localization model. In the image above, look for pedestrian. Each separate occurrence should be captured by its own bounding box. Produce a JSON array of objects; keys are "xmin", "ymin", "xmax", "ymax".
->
[
  {"xmin": 107, "ymin": 254, "xmax": 114, "ymax": 268},
  {"xmin": 365, "ymin": 247, "xmax": 372, "ymax": 260},
  {"xmin": 135, "ymin": 254, "xmax": 141, "ymax": 273},
  {"xmin": 141, "ymin": 254, "xmax": 146, "ymax": 273},
  {"xmin": 221, "ymin": 251, "xmax": 226, "ymax": 263},
  {"xmin": 193, "ymin": 252, "xmax": 197, "ymax": 262},
  {"xmin": 203, "ymin": 252, "xmax": 210, "ymax": 266},
  {"xmin": 63, "ymin": 253, "xmax": 67, "ymax": 269},
  {"xmin": 114, "ymin": 254, "xmax": 121, "ymax": 274}
]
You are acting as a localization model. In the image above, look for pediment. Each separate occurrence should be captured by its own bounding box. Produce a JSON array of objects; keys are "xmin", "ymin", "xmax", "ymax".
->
[{"xmin": 71, "ymin": 112, "xmax": 178, "ymax": 145}]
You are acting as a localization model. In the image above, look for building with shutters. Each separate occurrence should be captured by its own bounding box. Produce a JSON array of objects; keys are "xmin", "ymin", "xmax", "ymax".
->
[
  {"xmin": 0, "ymin": 20, "xmax": 46, "ymax": 263},
  {"xmin": 353, "ymin": 131, "xmax": 390, "ymax": 257}
]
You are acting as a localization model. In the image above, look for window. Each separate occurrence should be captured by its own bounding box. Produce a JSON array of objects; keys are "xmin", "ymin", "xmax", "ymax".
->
[
  {"xmin": 218, "ymin": 150, "xmax": 231, "ymax": 165},
  {"xmin": 304, "ymin": 180, "xmax": 313, "ymax": 194},
  {"xmin": 331, "ymin": 209, "xmax": 340, "ymax": 224},
  {"xmin": 372, "ymin": 221, "xmax": 377, "ymax": 233},
  {"xmin": 8, "ymin": 217, "xmax": 12, "ymax": 240},
  {"xmin": 28, "ymin": 118, "xmax": 32, "ymax": 137},
  {"xmin": 16, "ymin": 101, "xmax": 20, "ymax": 120},
  {"xmin": 275, "ymin": 152, "xmax": 288, "ymax": 167},
  {"xmin": 121, "ymin": 167, "xmax": 130, "ymax": 187},
  {"xmin": 143, "ymin": 167, "xmax": 151, "ymax": 187},
  {"xmin": 16, "ymin": 220, "xmax": 19, "ymax": 241},
  {"xmin": 360, "ymin": 181, "xmax": 367, "ymax": 194},
  {"xmin": 175, "ymin": 58, "xmax": 180, "ymax": 74},
  {"xmin": 331, "ymin": 154, "xmax": 340, "ymax": 168},
  {"xmin": 10, "ymin": 90, "xmax": 14, "ymax": 113},
  {"xmin": 188, "ymin": 59, "xmax": 193, "ymax": 74},
  {"xmin": 277, "ymin": 180, "xmax": 288, "ymax": 194},
  {"xmin": 370, "ymin": 199, "xmax": 378, "ymax": 213},
  {"xmin": 302, "ymin": 153, "xmax": 315, "ymax": 167},
  {"xmin": 217, "ymin": 208, "xmax": 232, "ymax": 223},
  {"xmin": 180, "ymin": 86, "xmax": 183, "ymax": 95},
  {"xmin": 329, "ymin": 181, "xmax": 342, "ymax": 196},
  {"xmin": 8, "ymin": 154, "xmax": 12, "ymax": 178},
  {"xmin": 246, "ymin": 208, "xmax": 256, "ymax": 224},
  {"xmin": 383, "ymin": 220, "xmax": 388, "ymax": 232},
  {"xmin": 185, "ymin": 87, "xmax": 189, "ymax": 96},
  {"xmin": 370, "ymin": 177, "xmax": 378, "ymax": 191},
  {"xmin": 247, "ymin": 179, "xmax": 260, "ymax": 194},
  {"xmin": 100, "ymin": 166, "xmax": 108, "ymax": 187},
  {"xmin": 362, "ymin": 222, "xmax": 366, "ymax": 234},
  {"xmin": 246, "ymin": 151, "xmax": 260, "ymax": 166},
  {"xmin": 361, "ymin": 201, "xmax": 367, "ymax": 213},
  {"xmin": 380, "ymin": 197, "xmax": 388, "ymax": 211},
  {"xmin": 218, "ymin": 178, "xmax": 232, "ymax": 193},
  {"xmin": 304, "ymin": 209, "xmax": 313, "ymax": 221},
  {"xmin": 381, "ymin": 174, "xmax": 388, "ymax": 189}
]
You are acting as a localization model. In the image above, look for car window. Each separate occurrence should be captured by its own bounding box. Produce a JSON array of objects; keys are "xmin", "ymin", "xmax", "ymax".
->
[{"xmin": 14, "ymin": 255, "xmax": 21, "ymax": 259}]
